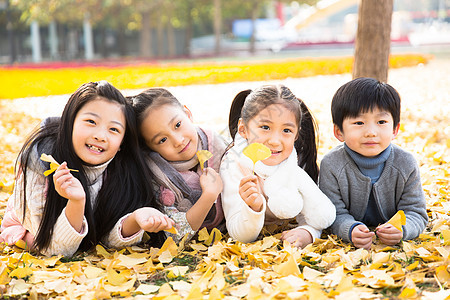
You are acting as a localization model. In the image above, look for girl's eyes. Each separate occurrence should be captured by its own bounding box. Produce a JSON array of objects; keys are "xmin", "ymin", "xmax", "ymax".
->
[
  {"xmin": 378, "ymin": 120, "xmax": 388, "ymax": 124},
  {"xmin": 110, "ymin": 127, "xmax": 120, "ymax": 133},
  {"xmin": 283, "ymin": 128, "xmax": 293, "ymax": 133},
  {"xmin": 86, "ymin": 119, "xmax": 96, "ymax": 125},
  {"xmin": 175, "ymin": 121, "xmax": 181, "ymax": 129},
  {"xmin": 158, "ymin": 137, "xmax": 167, "ymax": 144},
  {"xmin": 261, "ymin": 125, "xmax": 270, "ymax": 130},
  {"xmin": 354, "ymin": 121, "xmax": 364, "ymax": 125}
]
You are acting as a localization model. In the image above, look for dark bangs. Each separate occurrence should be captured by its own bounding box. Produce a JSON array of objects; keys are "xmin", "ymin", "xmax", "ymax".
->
[{"xmin": 331, "ymin": 77, "xmax": 401, "ymax": 130}]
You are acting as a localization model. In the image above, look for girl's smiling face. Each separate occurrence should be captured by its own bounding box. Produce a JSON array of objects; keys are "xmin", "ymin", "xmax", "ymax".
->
[
  {"xmin": 72, "ymin": 97, "xmax": 126, "ymax": 165},
  {"xmin": 239, "ymin": 104, "xmax": 298, "ymax": 166},
  {"xmin": 140, "ymin": 104, "xmax": 199, "ymax": 162}
]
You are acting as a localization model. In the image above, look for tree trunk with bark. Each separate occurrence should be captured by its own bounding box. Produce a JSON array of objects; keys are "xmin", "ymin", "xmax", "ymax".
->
[{"xmin": 353, "ymin": 0, "xmax": 393, "ymax": 82}]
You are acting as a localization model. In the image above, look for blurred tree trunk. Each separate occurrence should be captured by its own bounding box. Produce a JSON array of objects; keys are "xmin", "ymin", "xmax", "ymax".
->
[
  {"xmin": 157, "ymin": 16, "xmax": 165, "ymax": 57},
  {"xmin": 213, "ymin": 0, "xmax": 222, "ymax": 55},
  {"xmin": 6, "ymin": 0, "xmax": 17, "ymax": 64},
  {"xmin": 353, "ymin": 0, "xmax": 393, "ymax": 82},
  {"xmin": 249, "ymin": 1, "xmax": 259, "ymax": 54},
  {"xmin": 184, "ymin": 0, "xmax": 193, "ymax": 58},
  {"xmin": 167, "ymin": 4, "xmax": 176, "ymax": 57},
  {"xmin": 140, "ymin": 10, "xmax": 153, "ymax": 58},
  {"xmin": 117, "ymin": 27, "xmax": 127, "ymax": 56}
]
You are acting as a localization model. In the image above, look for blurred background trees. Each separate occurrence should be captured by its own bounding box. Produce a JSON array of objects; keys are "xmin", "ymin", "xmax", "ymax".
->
[{"xmin": 0, "ymin": 0, "xmax": 449, "ymax": 66}]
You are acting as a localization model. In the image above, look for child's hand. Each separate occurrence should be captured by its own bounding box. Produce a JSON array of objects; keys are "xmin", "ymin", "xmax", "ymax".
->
[
  {"xmin": 133, "ymin": 207, "xmax": 175, "ymax": 233},
  {"xmin": 199, "ymin": 167, "xmax": 223, "ymax": 199},
  {"xmin": 351, "ymin": 224, "xmax": 375, "ymax": 250},
  {"xmin": 53, "ymin": 162, "xmax": 85, "ymax": 203},
  {"xmin": 239, "ymin": 175, "xmax": 264, "ymax": 212},
  {"xmin": 280, "ymin": 227, "xmax": 313, "ymax": 248},
  {"xmin": 375, "ymin": 223, "xmax": 403, "ymax": 245}
]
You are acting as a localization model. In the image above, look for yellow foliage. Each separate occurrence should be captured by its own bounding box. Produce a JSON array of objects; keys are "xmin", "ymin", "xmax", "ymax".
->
[
  {"xmin": 0, "ymin": 54, "xmax": 430, "ymax": 100},
  {"xmin": 0, "ymin": 55, "xmax": 448, "ymax": 299}
]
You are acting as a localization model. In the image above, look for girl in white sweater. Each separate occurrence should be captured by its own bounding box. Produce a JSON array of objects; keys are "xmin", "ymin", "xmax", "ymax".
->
[
  {"xmin": 0, "ymin": 81, "xmax": 172, "ymax": 257},
  {"xmin": 220, "ymin": 85, "xmax": 335, "ymax": 248}
]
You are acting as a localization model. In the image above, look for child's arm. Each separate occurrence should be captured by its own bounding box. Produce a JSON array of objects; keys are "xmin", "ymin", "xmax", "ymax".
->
[
  {"xmin": 53, "ymin": 162, "xmax": 86, "ymax": 233},
  {"xmin": 185, "ymin": 167, "xmax": 223, "ymax": 231},
  {"xmin": 393, "ymin": 158, "xmax": 428, "ymax": 240},
  {"xmin": 120, "ymin": 207, "xmax": 175, "ymax": 237},
  {"xmin": 239, "ymin": 175, "xmax": 264, "ymax": 212},
  {"xmin": 319, "ymin": 158, "xmax": 360, "ymax": 243},
  {"xmin": 220, "ymin": 154, "xmax": 266, "ymax": 243},
  {"xmin": 8, "ymin": 159, "xmax": 88, "ymax": 257}
]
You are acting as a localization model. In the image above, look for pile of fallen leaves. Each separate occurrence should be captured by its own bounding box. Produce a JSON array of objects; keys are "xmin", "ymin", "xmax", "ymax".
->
[{"xmin": 0, "ymin": 61, "xmax": 448, "ymax": 299}]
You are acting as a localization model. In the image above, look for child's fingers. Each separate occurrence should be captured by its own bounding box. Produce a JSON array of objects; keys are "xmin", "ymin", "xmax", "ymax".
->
[
  {"xmin": 240, "ymin": 175, "xmax": 258, "ymax": 186},
  {"xmin": 54, "ymin": 173, "xmax": 74, "ymax": 188}
]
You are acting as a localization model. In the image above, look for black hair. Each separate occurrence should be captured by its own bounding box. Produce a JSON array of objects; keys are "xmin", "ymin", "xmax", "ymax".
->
[
  {"xmin": 130, "ymin": 87, "xmax": 223, "ymax": 229},
  {"xmin": 128, "ymin": 88, "xmax": 183, "ymax": 147},
  {"xmin": 331, "ymin": 77, "xmax": 401, "ymax": 131},
  {"xmin": 18, "ymin": 81, "xmax": 159, "ymax": 254},
  {"xmin": 228, "ymin": 85, "xmax": 319, "ymax": 182}
]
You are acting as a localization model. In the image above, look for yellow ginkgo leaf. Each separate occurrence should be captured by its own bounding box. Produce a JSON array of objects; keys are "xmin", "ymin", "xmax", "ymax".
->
[
  {"xmin": 106, "ymin": 268, "xmax": 127, "ymax": 286},
  {"xmin": 196, "ymin": 150, "xmax": 213, "ymax": 170},
  {"xmin": 164, "ymin": 226, "xmax": 178, "ymax": 235},
  {"xmin": 204, "ymin": 228, "xmax": 222, "ymax": 246},
  {"xmin": 243, "ymin": 143, "xmax": 271, "ymax": 172},
  {"xmin": 9, "ymin": 267, "xmax": 33, "ymax": 279},
  {"xmin": 40, "ymin": 153, "xmax": 78, "ymax": 176},
  {"xmin": 387, "ymin": 210, "xmax": 406, "ymax": 232}
]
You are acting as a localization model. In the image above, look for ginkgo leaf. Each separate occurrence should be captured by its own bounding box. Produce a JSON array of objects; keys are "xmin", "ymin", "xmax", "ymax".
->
[
  {"xmin": 164, "ymin": 226, "xmax": 178, "ymax": 235},
  {"xmin": 204, "ymin": 228, "xmax": 222, "ymax": 246},
  {"xmin": 9, "ymin": 267, "xmax": 33, "ymax": 280},
  {"xmin": 40, "ymin": 153, "xmax": 78, "ymax": 176},
  {"xmin": 387, "ymin": 210, "xmax": 406, "ymax": 232},
  {"xmin": 198, "ymin": 227, "xmax": 222, "ymax": 246},
  {"xmin": 196, "ymin": 150, "xmax": 213, "ymax": 170},
  {"xmin": 106, "ymin": 268, "xmax": 127, "ymax": 286},
  {"xmin": 243, "ymin": 143, "xmax": 271, "ymax": 165},
  {"xmin": 243, "ymin": 143, "xmax": 271, "ymax": 173}
]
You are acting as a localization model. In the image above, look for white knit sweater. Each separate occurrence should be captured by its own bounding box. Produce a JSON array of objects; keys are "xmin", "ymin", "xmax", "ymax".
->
[
  {"xmin": 220, "ymin": 133, "xmax": 336, "ymax": 243},
  {"xmin": 4, "ymin": 147, "xmax": 143, "ymax": 257}
]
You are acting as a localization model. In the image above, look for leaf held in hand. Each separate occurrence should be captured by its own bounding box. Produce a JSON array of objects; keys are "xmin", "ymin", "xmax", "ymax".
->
[
  {"xmin": 196, "ymin": 150, "xmax": 213, "ymax": 170},
  {"xmin": 164, "ymin": 227, "xmax": 178, "ymax": 235},
  {"xmin": 387, "ymin": 210, "xmax": 406, "ymax": 232},
  {"xmin": 243, "ymin": 143, "xmax": 271, "ymax": 172},
  {"xmin": 243, "ymin": 143, "xmax": 271, "ymax": 164},
  {"xmin": 40, "ymin": 153, "xmax": 78, "ymax": 176}
]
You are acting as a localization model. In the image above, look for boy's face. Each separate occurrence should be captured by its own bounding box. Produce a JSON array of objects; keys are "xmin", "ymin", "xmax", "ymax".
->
[
  {"xmin": 140, "ymin": 104, "xmax": 199, "ymax": 162},
  {"xmin": 334, "ymin": 107, "xmax": 399, "ymax": 158}
]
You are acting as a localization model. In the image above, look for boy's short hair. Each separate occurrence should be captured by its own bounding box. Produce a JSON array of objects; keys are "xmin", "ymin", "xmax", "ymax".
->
[{"xmin": 331, "ymin": 77, "xmax": 401, "ymax": 130}]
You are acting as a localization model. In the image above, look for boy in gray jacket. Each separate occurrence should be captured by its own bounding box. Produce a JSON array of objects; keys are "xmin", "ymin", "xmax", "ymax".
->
[{"xmin": 319, "ymin": 77, "xmax": 428, "ymax": 250}]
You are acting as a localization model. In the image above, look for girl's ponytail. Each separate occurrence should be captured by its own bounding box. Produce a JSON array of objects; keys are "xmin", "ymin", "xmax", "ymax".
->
[
  {"xmin": 228, "ymin": 89, "xmax": 251, "ymax": 139},
  {"xmin": 295, "ymin": 100, "xmax": 319, "ymax": 182}
]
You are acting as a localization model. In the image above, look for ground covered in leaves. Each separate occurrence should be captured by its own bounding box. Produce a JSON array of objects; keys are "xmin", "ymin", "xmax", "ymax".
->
[{"xmin": 0, "ymin": 58, "xmax": 448, "ymax": 299}]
